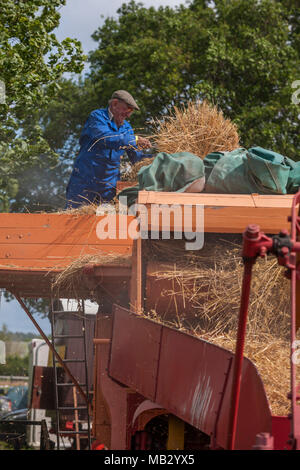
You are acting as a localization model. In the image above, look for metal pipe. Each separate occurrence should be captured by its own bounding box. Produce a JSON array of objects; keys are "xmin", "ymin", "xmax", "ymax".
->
[
  {"xmin": 93, "ymin": 338, "xmax": 111, "ymax": 345},
  {"xmin": 227, "ymin": 257, "xmax": 255, "ymax": 450},
  {"xmin": 289, "ymin": 191, "xmax": 300, "ymax": 449}
]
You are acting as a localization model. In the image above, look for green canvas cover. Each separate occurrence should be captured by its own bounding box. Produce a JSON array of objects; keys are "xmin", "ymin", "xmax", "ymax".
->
[
  {"xmin": 204, "ymin": 147, "xmax": 300, "ymax": 195},
  {"xmin": 118, "ymin": 147, "xmax": 300, "ymax": 207},
  {"xmin": 118, "ymin": 151, "xmax": 205, "ymax": 206}
]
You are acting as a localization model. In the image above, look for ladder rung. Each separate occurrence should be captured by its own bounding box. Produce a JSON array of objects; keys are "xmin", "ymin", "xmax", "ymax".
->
[
  {"xmin": 51, "ymin": 311, "xmax": 84, "ymax": 315},
  {"xmin": 58, "ymin": 406, "xmax": 87, "ymax": 411},
  {"xmin": 53, "ymin": 334, "xmax": 84, "ymax": 339},
  {"xmin": 58, "ymin": 431, "xmax": 88, "ymax": 435},
  {"xmin": 57, "ymin": 383, "xmax": 87, "ymax": 387},
  {"xmin": 55, "ymin": 359, "xmax": 85, "ymax": 363}
]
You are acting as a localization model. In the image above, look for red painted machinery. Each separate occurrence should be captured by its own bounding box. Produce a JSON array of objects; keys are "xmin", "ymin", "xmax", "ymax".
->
[
  {"xmin": 0, "ymin": 191, "xmax": 299, "ymax": 450},
  {"xmin": 91, "ymin": 191, "xmax": 300, "ymax": 451},
  {"xmin": 227, "ymin": 191, "xmax": 300, "ymax": 450}
]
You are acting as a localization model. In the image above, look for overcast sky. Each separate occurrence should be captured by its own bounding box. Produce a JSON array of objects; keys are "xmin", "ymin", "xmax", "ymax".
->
[
  {"xmin": 1, "ymin": 1, "xmax": 188, "ymax": 335},
  {"xmin": 0, "ymin": 298, "xmax": 52, "ymax": 335},
  {"xmin": 55, "ymin": 0, "xmax": 187, "ymax": 55}
]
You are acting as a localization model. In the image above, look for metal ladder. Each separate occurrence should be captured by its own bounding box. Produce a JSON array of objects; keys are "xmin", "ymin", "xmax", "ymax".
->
[{"xmin": 50, "ymin": 299, "xmax": 91, "ymax": 450}]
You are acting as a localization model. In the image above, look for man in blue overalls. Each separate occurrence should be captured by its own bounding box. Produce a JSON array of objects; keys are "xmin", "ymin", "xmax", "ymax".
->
[{"xmin": 65, "ymin": 90, "xmax": 152, "ymax": 208}]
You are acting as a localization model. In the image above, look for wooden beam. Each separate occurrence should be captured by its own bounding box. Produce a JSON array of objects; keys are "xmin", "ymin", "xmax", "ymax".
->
[
  {"xmin": 138, "ymin": 191, "xmax": 293, "ymax": 234},
  {"xmin": 0, "ymin": 213, "xmax": 134, "ymax": 271}
]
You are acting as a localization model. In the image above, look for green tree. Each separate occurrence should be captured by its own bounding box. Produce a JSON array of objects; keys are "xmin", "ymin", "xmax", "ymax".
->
[
  {"xmin": 10, "ymin": 0, "xmax": 300, "ymax": 212},
  {"xmin": 9, "ymin": 77, "xmax": 98, "ymax": 212},
  {"xmin": 0, "ymin": 355, "xmax": 29, "ymax": 376},
  {"xmin": 0, "ymin": 0, "xmax": 85, "ymax": 212},
  {"xmin": 88, "ymin": 0, "xmax": 299, "ymax": 156}
]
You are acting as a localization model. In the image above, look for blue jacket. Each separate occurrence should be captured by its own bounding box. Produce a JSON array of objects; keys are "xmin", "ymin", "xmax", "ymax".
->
[{"xmin": 66, "ymin": 107, "xmax": 147, "ymax": 207}]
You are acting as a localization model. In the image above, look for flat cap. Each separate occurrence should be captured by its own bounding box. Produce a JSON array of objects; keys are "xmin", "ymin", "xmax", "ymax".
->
[{"xmin": 111, "ymin": 90, "xmax": 140, "ymax": 111}]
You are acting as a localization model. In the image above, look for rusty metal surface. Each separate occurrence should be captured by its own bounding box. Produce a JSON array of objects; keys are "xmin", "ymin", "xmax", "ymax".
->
[
  {"xmin": 109, "ymin": 305, "xmax": 272, "ymax": 450},
  {"xmin": 109, "ymin": 308, "xmax": 162, "ymax": 401},
  {"xmin": 30, "ymin": 366, "xmax": 64, "ymax": 409}
]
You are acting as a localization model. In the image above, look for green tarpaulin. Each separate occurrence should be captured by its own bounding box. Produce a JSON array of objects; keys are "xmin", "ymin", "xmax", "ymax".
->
[
  {"xmin": 118, "ymin": 147, "xmax": 300, "ymax": 206},
  {"xmin": 118, "ymin": 151, "xmax": 205, "ymax": 206},
  {"xmin": 204, "ymin": 147, "xmax": 300, "ymax": 195}
]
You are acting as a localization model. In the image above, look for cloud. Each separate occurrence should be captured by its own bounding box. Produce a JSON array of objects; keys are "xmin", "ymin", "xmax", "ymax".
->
[{"xmin": 55, "ymin": 0, "xmax": 184, "ymax": 54}]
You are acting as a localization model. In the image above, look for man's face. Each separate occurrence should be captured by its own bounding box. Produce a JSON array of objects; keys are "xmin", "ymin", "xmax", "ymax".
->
[{"xmin": 111, "ymin": 99, "xmax": 134, "ymax": 127}]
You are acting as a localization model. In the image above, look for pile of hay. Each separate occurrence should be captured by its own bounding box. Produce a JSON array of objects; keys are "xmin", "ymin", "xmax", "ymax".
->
[
  {"xmin": 122, "ymin": 100, "xmax": 240, "ymax": 182},
  {"xmin": 61, "ymin": 202, "xmax": 100, "ymax": 215},
  {"xmin": 52, "ymin": 251, "xmax": 131, "ymax": 299},
  {"xmin": 121, "ymin": 157, "xmax": 155, "ymax": 182},
  {"xmin": 145, "ymin": 238, "xmax": 289, "ymax": 338},
  {"xmin": 143, "ymin": 238, "xmax": 292, "ymax": 416},
  {"xmin": 58, "ymin": 197, "xmax": 121, "ymax": 216},
  {"xmin": 206, "ymin": 333, "xmax": 291, "ymax": 416},
  {"xmin": 151, "ymin": 100, "xmax": 240, "ymax": 159}
]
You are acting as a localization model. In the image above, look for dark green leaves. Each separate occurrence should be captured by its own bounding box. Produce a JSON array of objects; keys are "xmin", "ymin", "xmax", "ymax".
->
[{"xmin": 0, "ymin": 0, "xmax": 85, "ymax": 211}]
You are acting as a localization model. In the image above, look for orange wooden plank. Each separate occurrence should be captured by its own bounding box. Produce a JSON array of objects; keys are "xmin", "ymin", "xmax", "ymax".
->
[
  {"xmin": 140, "ymin": 206, "xmax": 290, "ymax": 234},
  {"xmin": 137, "ymin": 192, "xmax": 293, "ymax": 234},
  {"xmin": 0, "ymin": 229, "xmax": 133, "ymax": 245},
  {"xmin": 201, "ymin": 207, "xmax": 290, "ymax": 233},
  {"xmin": 0, "ymin": 213, "xmax": 99, "ymax": 228},
  {"xmin": 138, "ymin": 191, "xmax": 294, "ymax": 208},
  {"xmin": 0, "ymin": 214, "xmax": 135, "ymax": 243},
  {"xmin": 0, "ymin": 245, "xmax": 131, "ymax": 269},
  {"xmin": 0, "ymin": 243, "xmax": 132, "ymax": 259},
  {"xmin": 0, "ymin": 213, "xmax": 134, "ymax": 270}
]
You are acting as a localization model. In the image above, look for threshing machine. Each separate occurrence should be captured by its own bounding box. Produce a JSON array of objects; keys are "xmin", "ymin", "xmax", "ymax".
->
[{"xmin": 0, "ymin": 189, "xmax": 299, "ymax": 450}]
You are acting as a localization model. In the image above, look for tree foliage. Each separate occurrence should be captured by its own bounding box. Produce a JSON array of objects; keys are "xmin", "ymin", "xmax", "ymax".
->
[
  {"xmin": 0, "ymin": 324, "xmax": 41, "ymax": 342},
  {"xmin": 0, "ymin": 0, "xmax": 85, "ymax": 211},
  {"xmin": 88, "ymin": 0, "xmax": 299, "ymax": 155},
  {"xmin": 4, "ymin": 0, "xmax": 300, "ymax": 213},
  {"xmin": 0, "ymin": 354, "xmax": 29, "ymax": 376}
]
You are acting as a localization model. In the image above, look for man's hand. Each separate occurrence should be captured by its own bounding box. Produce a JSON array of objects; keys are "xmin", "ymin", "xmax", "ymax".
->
[{"xmin": 136, "ymin": 136, "xmax": 152, "ymax": 149}]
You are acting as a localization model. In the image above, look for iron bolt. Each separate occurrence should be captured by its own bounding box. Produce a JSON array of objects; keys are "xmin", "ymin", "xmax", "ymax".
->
[{"xmin": 245, "ymin": 224, "xmax": 260, "ymax": 239}]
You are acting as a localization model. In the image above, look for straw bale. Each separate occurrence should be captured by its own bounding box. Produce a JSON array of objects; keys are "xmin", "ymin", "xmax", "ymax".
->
[
  {"xmin": 122, "ymin": 100, "xmax": 240, "ymax": 182},
  {"xmin": 52, "ymin": 251, "xmax": 131, "ymax": 300},
  {"xmin": 201, "ymin": 333, "xmax": 291, "ymax": 417},
  {"xmin": 151, "ymin": 100, "xmax": 240, "ymax": 159},
  {"xmin": 56, "ymin": 197, "xmax": 120, "ymax": 216},
  {"xmin": 60, "ymin": 202, "xmax": 99, "ymax": 215},
  {"xmin": 122, "ymin": 157, "xmax": 155, "ymax": 182},
  {"xmin": 143, "ymin": 238, "xmax": 292, "ymax": 416}
]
